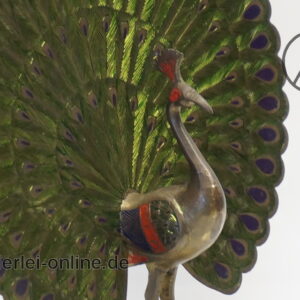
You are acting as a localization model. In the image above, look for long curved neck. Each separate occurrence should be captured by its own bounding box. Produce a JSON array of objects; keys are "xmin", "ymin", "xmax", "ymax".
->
[{"xmin": 167, "ymin": 102, "xmax": 217, "ymax": 204}]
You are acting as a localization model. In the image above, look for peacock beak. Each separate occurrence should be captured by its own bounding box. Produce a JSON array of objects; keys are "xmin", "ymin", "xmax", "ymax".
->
[{"xmin": 191, "ymin": 93, "xmax": 214, "ymax": 114}]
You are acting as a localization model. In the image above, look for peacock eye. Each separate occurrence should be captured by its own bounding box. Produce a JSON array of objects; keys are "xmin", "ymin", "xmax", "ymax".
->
[
  {"xmin": 109, "ymin": 87, "xmax": 117, "ymax": 106},
  {"xmin": 120, "ymin": 21, "xmax": 129, "ymax": 39},
  {"xmin": 103, "ymin": 16, "xmax": 110, "ymax": 32},
  {"xmin": 79, "ymin": 18, "xmax": 89, "ymax": 36},
  {"xmin": 138, "ymin": 29, "xmax": 147, "ymax": 44}
]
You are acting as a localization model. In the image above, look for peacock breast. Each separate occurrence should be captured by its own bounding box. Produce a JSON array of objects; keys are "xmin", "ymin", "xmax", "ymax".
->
[{"xmin": 120, "ymin": 200, "xmax": 181, "ymax": 255}]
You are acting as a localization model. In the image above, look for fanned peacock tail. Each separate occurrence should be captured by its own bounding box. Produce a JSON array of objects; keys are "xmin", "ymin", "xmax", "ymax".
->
[{"xmin": 0, "ymin": 0, "xmax": 287, "ymax": 299}]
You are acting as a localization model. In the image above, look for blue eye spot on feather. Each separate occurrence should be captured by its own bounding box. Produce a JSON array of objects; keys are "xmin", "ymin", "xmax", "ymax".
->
[
  {"xmin": 32, "ymin": 65, "xmax": 42, "ymax": 75},
  {"xmin": 22, "ymin": 162, "xmax": 36, "ymax": 172},
  {"xmin": 147, "ymin": 116, "xmax": 156, "ymax": 133},
  {"xmin": 243, "ymin": 3, "xmax": 262, "ymax": 20},
  {"xmin": 79, "ymin": 199, "xmax": 92, "ymax": 208},
  {"xmin": 70, "ymin": 180, "xmax": 83, "ymax": 189},
  {"xmin": 215, "ymin": 46, "xmax": 230, "ymax": 59},
  {"xmin": 224, "ymin": 187, "xmax": 236, "ymax": 198},
  {"xmin": 80, "ymin": 18, "xmax": 89, "ymax": 36},
  {"xmin": 16, "ymin": 138, "xmax": 31, "ymax": 148},
  {"xmin": 64, "ymin": 129, "xmax": 76, "ymax": 142},
  {"xmin": 19, "ymin": 111, "xmax": 31, "ymax": 121},
  {"xmin": 22, "ymin": 87, "xmax": 34, "ymax": 99},
  {"xmin": 258, "ymin": 127, "xmax": 278, "ymax": 142},
  {"xmin": 225, "ymin": 72, "xmax": 236, "ymax": 82},
  {"xmin": 138, "ymin": 30, "xmax": 147, "ymax": 44},
  {"xmin": 42, "ymin": 43, "xmax": 54, "ymax": 59},
  {"xmin": 68, "ymin": 275, "xmax": 76, "ymax": 290},
  {"xmin": 15, "ymin": 278, "xmax": 29, "ymax": 296},
  {"xmin": 41, "ymin": 294, "xmax": 54, "ymax": 300},
  {"xmin": 229, "ymin": 164, "xmax": 241, "ymax": 174},
  {"xmin": 121, "ymin": 22, "xmax": 129, "ymax": 39},
  {"xmin": 250, "ymin": 34, "xmax": 269, "ymax": 49},
  {"xmin": 88, "ymin": 92, "xmax": 98, "ymax": 108},
  {"xmin": 229, "ymin": 118, "xmax": 243, "ymax": 129},
  {"xmin": 96, "ymin": 216, "xmax": 107, "ymax": 224},
  {"xmin": 256, "ymin": 66, "xmax": 276, "ymax": 82},
  {"xmin": 258, "ymin": 95, "xmax": 279, "ymax": 112},
  {"xmin": 77, "ymin": 236, "xmax": 87, "ymax": 246},
  {"xmin": 198, "ymin": 0, "xmax": 208, "ymax": 12},
  {"xmin": 214, "ymin": 263, "xmax": 229, "ymax": 279},
  {"xmin": 230, "ymin": 239, "xmax": 246, "ymax": 256},
  {"xmin": 239, "ymin": 214, "xmax": 260, "ymax": 231},
  {"xmin": 45, "ymin": 208, "xmax": 56, "ymax": 216},
  {"xmin": 0, "ymin": 211, "xmax": 12, "ymax": 223},
  {"xmin": 209, "ymin": 21, "xmax": 220, "ymax": 32},
  {"xmin": 255, "ymin": 157, "xmax": 275, "ymax": 174},
  {"xmin": 103, "ymin": 17, "xmax": 110, "ymax": 33},
  {"xmin": 248, "ymin": 187, "xmax": 268, "ymax": 204},
  {"xmin": 230, "ymin": 142, "xmax": 242, "ymax": 151}
]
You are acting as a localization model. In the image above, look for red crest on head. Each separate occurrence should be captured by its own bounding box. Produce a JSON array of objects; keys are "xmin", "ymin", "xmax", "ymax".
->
[
  {"xmin": 169, "ymin": 87, "xmax": 182, "ymax": 102},
  {"xmin": 158, "ymin": 60, "xmax": 176, "ymax": 81}
]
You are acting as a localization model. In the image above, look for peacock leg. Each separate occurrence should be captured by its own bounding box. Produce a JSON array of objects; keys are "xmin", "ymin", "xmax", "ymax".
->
[
  {"xmin": 145, "ymin": 264, "xmax": 166, "ymax": 300},
  {"xmin": 159, "ymin": 267, "xmax": 178, "ymax": 300}
]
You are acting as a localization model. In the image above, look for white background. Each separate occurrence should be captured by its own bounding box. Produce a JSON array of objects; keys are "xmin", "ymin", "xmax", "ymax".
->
[
  {"xmin": 128, "ymin": 1, "xmax": 300, "ymax": 299},
  {"xmin": 0, "ymin": 1, "xmax": 299, "ymax": 299}
]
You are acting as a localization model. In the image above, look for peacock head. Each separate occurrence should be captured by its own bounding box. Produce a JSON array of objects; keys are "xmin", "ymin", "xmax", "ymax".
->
[{"xmin": 154, "ymin": 48, "xmax": 213, "ymax": 113}]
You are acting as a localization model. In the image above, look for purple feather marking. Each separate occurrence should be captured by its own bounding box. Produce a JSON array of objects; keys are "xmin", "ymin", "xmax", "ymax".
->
[
  {"xmin": 46, "ymin": 208, "xmax": 56, "ymax": 215},
  {"xmin": 82, "ymin": 24, "xmax": 88, "ymax": 36},
  {"xmin": 256, "ymin": 158, "xmax": 275, "ymax": 174},
  {"xmin": 64, "ymin": 129, "xmax": 75, "ymax": 141},
  {"xmin": 229, "ymin": 119, "xmax": 243, "ymax": 128},
  {"xmin": 35, "ymin": 187, "xmax": 43, "ymax": 193},
  {"xmin": 14, "ymin": 233, "xmax": 22, "ymax": 241},
  {"xmin": 112, "ymin": 93, "xmax": 117, "ymax": 106},
  {"xmin": 258, "ymin": 96, "xmax": 279, "ymax": 111},
  {"xmin": 0, "ymin": 211, "xmax": 12, "ymax": 223},
  {"xmin": 216, "ymin": 50, "xmax": 225, "ymax": 56},
  {"xmin": 15, "ymin": 279, "xmax": 28, "ymax": 296},
  {"xmin": 139, "ymin": 31, "xmax": 146, "ymax": 43},
  {"xmin": 256, "ymin": 67, "xmax": 276, "ymax": 82},
  {"xmin": 230, "ymin": 98, "xmax": 243, "ymax": 107},
  {"xmin": 214, "ymin": 263, "xmax": 229, "ymax": 279},
  {"xmin": 225, "ymin": 74, "xmax": 235, "ymax": 81},
  {"xmin": 248, "ymin": 187, "xmax": 268, "ymax": 203},
  {"xmin": 244, "ymin": 4, "xmax": 262, "ymax": 20},
  {"xmin": 78, "ymin": 236, "xmax": 87, "ymax": 245},
  {"xmin": 240, "ymin": 214, "xmax": 260, "ymax": 231},
  {"xmin": 33, "ymin": 66, "xmax": 41, "ymax": 75},
  {"xmin": 186, "ymin": 115, "xmax": 195, "ymax": 122},
  {"xmin": 32, "ymin": 249, "xmax": 40, "ymax": 258},
  {"xmin": 99, "ymin": 244, "xmax": 106, "ymax": 254},
  {"xmin": 97, "ymin": 217, "xmax": 107, "ymax": 224},
  {"xmin": 231, "ymin": 142, "xmax": 241, "ymax": 150},
  {"xmin": 20, "ymin": 111, "xmax": 30, "ymax": 121},
  {"xmin": 70, "ymin": 181, "xmax": 82, "ymax": 188},
  {"xmin": 42, "ymin": 294, "xmax": 54, "ymax": 300},
  {"xmin": 19, "ymin": 139, "xmax": 31, "ymax": 147},
  {"xmin": 251, "ymin": 34, "xmax": 268, "ymax": 49},
  {"xmin": 130, "ymin": 97, "xmax": 138, "ymax": 111},
  {"xmin": 230, "ymin": 239, "xmax": 246, "ymax": 256},
  {"xmin": 46, "ymin": 48, "xmax": 54, "ymax": 59},
  {"xmin": 258, "ymin": 127, "xmax": 277, "ymax": 142},
  {"xmin": 76, "ymin": 112, "xmax": 84, "ymax": 123},
  {"xmin": 23, "ymin": 88, "xmax": 34, "ymax": 99},
  {"xmin": 103, "ymin": 20, "xmax": 109, "ymax": 32}
]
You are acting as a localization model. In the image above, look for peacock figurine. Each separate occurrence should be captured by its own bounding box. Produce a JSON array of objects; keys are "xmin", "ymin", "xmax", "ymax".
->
[{"xmin": 0, "ymin": 0, "xmax": 287, "ymax": 299}]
